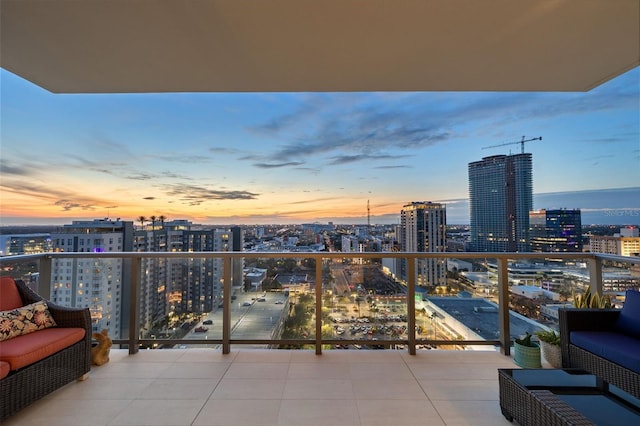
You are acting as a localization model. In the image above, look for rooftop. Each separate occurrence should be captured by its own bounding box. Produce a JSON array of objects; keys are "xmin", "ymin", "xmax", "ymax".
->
[{"xmin": 427, "ymin": 297, "xmax": 544, "ymax": 341}]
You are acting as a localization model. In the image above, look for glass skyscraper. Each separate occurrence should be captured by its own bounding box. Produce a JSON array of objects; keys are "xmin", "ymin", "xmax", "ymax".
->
[
  {"xmin": 468, "ymin": 154, "xmax": 532, "ymax": 252},
  {"xmin": 530, "ymin": 209, "xmax": 583, "ymax": 252}
]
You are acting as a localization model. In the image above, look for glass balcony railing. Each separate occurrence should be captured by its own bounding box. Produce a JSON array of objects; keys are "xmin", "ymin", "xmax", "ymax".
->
[{"xmin": 1, "ymin": 251, "xmax": 638, "ymax": 356}]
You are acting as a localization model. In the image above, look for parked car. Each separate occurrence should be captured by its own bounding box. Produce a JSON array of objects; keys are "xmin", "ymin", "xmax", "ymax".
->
[
  {"xmin": 203, "ymin": 319, "xmax": 213, "ymax": 325},
  {"xmin": 194, "ymin": 326, "xmax": 208, "ymax": 333},
  {"xmin": 242, "ymin": 301, "xmax": 252, "ymax": 306}
]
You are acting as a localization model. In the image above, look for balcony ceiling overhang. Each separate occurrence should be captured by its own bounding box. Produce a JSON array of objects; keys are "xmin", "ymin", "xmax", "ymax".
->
[{"xmin": 1, "ymin": 0, "xmax": 638, "ymax": 94}]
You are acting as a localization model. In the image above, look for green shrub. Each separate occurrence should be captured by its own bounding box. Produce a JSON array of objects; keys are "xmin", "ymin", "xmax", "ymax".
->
[
  {"xmin": 534, "ymin": 329, "xmax": 560, "ymax": 346},
  {"xmin": 572, "ymin": 287, "xmax": 612, "ymax": 309},
  {"xmin": 515, "ymin": 332, "xmax": 537, "ymax": 347}
]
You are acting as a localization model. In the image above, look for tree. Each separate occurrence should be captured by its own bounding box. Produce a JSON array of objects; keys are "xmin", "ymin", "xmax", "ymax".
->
[
  {"xmin": 138, "ymin": 216, "xmax": 147, "ymax": 229},
  {"xmin": 149, "ymin": 215, "xmax": 157, "ymax": 230},
  {"xmin": 158, "ymin": 215, "xmax": 166, "ymax": 229}
]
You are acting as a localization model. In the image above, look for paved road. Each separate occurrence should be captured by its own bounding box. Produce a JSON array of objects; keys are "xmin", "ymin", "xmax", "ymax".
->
[{"xmin": 181, "ymin": 291, "xmax": 288, "ymax": 348}]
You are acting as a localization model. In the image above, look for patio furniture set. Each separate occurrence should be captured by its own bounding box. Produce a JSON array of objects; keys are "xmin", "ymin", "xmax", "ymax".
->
[{"xmin": 499, "ymin": 289, "xmax": 640, "ymax": 425}]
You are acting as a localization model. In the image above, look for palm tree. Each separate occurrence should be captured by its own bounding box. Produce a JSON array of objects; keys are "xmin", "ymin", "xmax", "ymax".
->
[
  {"xmin": 137, "ymin": 216, "xmax": 146, "ymax": 230},
  {"xmin": 149, "ymin": 215, "xmax": 157, "ymax": 230},
  {"xmin": 158, "ymin": 215, "xmax": 166, "ymax": 229}
]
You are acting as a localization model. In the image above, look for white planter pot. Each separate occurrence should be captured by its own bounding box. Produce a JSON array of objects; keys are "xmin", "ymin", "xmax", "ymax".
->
[{"xmin": 540, "ymin": 341, "xmax": 562, "ymax": 368}]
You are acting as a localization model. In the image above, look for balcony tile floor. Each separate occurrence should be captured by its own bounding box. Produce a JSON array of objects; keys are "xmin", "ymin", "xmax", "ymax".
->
[{"xmin": 5, "ymin": 349, "xmax": 517, "ymax": 426}]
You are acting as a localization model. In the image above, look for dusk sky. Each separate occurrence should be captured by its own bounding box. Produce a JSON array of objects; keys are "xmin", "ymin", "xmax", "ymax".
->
[{"xmin": 1, "ymin": 67, "xmax": 639, "ymax": 226}]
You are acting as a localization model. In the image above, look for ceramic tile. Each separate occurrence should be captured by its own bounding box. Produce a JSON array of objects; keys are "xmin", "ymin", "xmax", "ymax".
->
[
  {"xmin": 349, "ymin": 362, "xmax": 414, "ymax": 380},
  {"xmin": 138, "ymin": 378, "xmax": 218, "ymax": 400},
  {"xmin": 48, "ymin": 377, "xmax": 154, "ymax": 400},
  {"xmin": 278, "ymin": 399, "xmax": 359, "ymax": 426},
  {"xmin": 176, "ymin": 348, "xmax": 237, "ymax": 363},
  {"xmin": 283, "ymin": 378, "xmax": 354, "ymax": 399},
  {"xmin": 108, "ymin": 399, "xmax": 205, "ymax": 425},
  {"xmin": 419, "ymin": 379, "xmax": 500, "ymax": 401},
  {"xmin": 224, "ymin": 362, "xmax": 289, "ymax": 379},
  {"xmin": 211, "ymin": 378, "xmax": 286, "ymax": 399},
  {"xmin": 193, "ymin": 399, "xmax": 281, "ymax": 426},
  {"xmin": 408, "ymin": 363, "xmax": 498, "ymax": 380},
  {"xmin": 431, "ymin": 400, "xmax": 513, "ymax": 425},
  {"xmin": 233, "ymin": 350, "xmax": 292, "ymax": 363},
  {"xmin": 352, "ymin": 378, "xmax": 427, "ymax": 400},
  {"xmin": 356, "ymin": 399, "xmax": 445, "ymax": 426},
  {"xmin": 157, "ymin": 362, "xmax": 228, "ymax": 379},
  {"xmin": 89, "ymin": 361, "xmax": 173, "ymax": 379},
  {"xmin": 2, "ymin": 398, "xmax": 130, "ymax": 426},
  {"xmin": 286, "ymin": 362, "xmax": 351, "ymax": 379}
]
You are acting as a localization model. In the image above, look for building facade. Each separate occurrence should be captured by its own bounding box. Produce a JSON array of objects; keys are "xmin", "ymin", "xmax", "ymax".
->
[
  {"xmin": 469, "ymin": 154, "xmax": 532, "ymax": 252},
  {"xmin": 589, "ymin": 227, "xmax": 640, "ymax": 257},
  {"xmin": 399, "ymin": 202, "xmax": 447, "ymax": 287},
  {"xmin": 0, "ymin": 234, "xmax": 52, "ymax": 256},
  {"xmin": 133, "ymin": 222, "xmax": 241, "ymax": 335},
  {"xmin": 530, "ymin": 209, "xmax": 582, "ymax": 252},
  {"xmin": 51, "ymin": 219, "xmax": 134, "ymax": 339},
  {"xmin": 50, "ymin": 219, "xmax": 243, "ymax": 339}
]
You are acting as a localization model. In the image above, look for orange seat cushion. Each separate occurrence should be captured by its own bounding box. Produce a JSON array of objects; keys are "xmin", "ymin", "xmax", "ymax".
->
[
  {"xmin": 0, "ymin": 361, "xmax": 9, "ymax": 379},
  {"xmin": 0, "ymin": 327, "xmax": 86, "ymax": 371},
  {"xmin": 0, "ymin": 277, "xmax": 23, "ymax": 311}
]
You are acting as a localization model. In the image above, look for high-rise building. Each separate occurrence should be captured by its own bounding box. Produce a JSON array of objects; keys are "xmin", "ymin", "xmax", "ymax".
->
[
  {"xmin": 589, "ymin": 227, "xmax": 640, "ymax": 257},
  {"xmin": 530, "ymin": 209, "xmax": 582, "ymax": 252},
  {"xmin": 0, "ymin": 234, "xmax": 52, "ymax": 256},
  {"xmin": 51, "ymin": 219, "xmax": 134, "ymax": 338},
  {"xmin": 133, "ymin": 222, "xmax": 241, "ymax": 335},
  {"xmin": 469, "ymin": 154, "xmax": 532, "ymax": 252},
  {"xmin": 399, "ymin": 202, "xmax": 447, "ymax": 287},
  {"xmin": 50, "ymin": 219, "xmax": 243, "ymax": 339}
]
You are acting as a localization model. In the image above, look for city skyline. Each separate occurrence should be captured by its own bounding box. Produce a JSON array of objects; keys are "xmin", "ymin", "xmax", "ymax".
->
[{"xmin": 1, "ymin": 67, "xmax": 639, "ymax": 226}]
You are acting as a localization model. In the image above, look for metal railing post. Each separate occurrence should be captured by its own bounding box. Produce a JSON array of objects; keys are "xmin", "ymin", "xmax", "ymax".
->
[
  {"xmin": 38, "ymin": 255, "xmax": 52, "ymax": 300},
  {"xmin": 223, "ymin": 256, "xmax": 232, "ymax": 354},
  {"xmin": 588, "ymin": 256, "xmax": 603, "ymax": 296},
  {"xmin": 129, "ymin": 257, "xmax": 141, "ymax": 355},
  {"xmin": 315, "ymin": 255, "xmax": 323, "ymax": 355},
  {"xmin": 497, "ymin": 257, "xmax": 511, "ymax": 356},
  {"xmin": 408, "ymin": 256, "xmax": 416, "ymax": 355}
]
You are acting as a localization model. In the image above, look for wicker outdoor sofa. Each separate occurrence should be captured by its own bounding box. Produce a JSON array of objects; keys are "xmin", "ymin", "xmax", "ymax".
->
[
  {"xmin": 0, "ymin": 277, "xmax": 92, "ymax": 420},
  {"xmin": 559, "ymin": 289, "xmax": 640, "ymax": 399}
]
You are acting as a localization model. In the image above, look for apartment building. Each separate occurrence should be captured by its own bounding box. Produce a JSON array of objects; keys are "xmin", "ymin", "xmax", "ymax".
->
[
  {"xmin": 399, "ymin": 202, "xmax": 447, "ymax": 287},
  {"xmin": 51, "ymin": 219, "xmax": 134, "ymax": 338},
  {"xmin": 590, "ymin": 227, "xmax": 640, "ymax": 257}
]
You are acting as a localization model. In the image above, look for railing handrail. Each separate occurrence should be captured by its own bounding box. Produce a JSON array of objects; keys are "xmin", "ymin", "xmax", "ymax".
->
[{"xmin": 3, "ymin": 250, "xmax": 638, "ymax": 263}]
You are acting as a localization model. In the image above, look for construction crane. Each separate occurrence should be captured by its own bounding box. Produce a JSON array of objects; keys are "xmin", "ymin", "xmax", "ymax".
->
[{"xmin": 482, "ymin": 136, "xmax": 542, "ymax": 154}]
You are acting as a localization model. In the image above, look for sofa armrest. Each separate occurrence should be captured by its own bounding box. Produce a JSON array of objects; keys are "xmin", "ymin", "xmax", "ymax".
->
[
  {"xmin": 559, "ymin": 307, "xmax": 621, "ymax": 367},
  {"xmin": 14, "ymin": 279, "xmax": 45, "ymax": 306},
  {"xmin": 47, "ymin": 304, "xmax": 92, "ymax": 330}
]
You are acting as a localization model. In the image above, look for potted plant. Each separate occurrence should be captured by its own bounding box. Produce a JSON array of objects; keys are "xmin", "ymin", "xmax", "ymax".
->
[
  {"xmin": 534, "ymin": 329, "xmax": 562, "ymax": 368},
  {"xmin": 572, "ymin": 287, "xmax": 612, "ymax": 309},
  {"xmin": 513, "ymin": 332, "xmax": 541, "ymax": 368}
]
